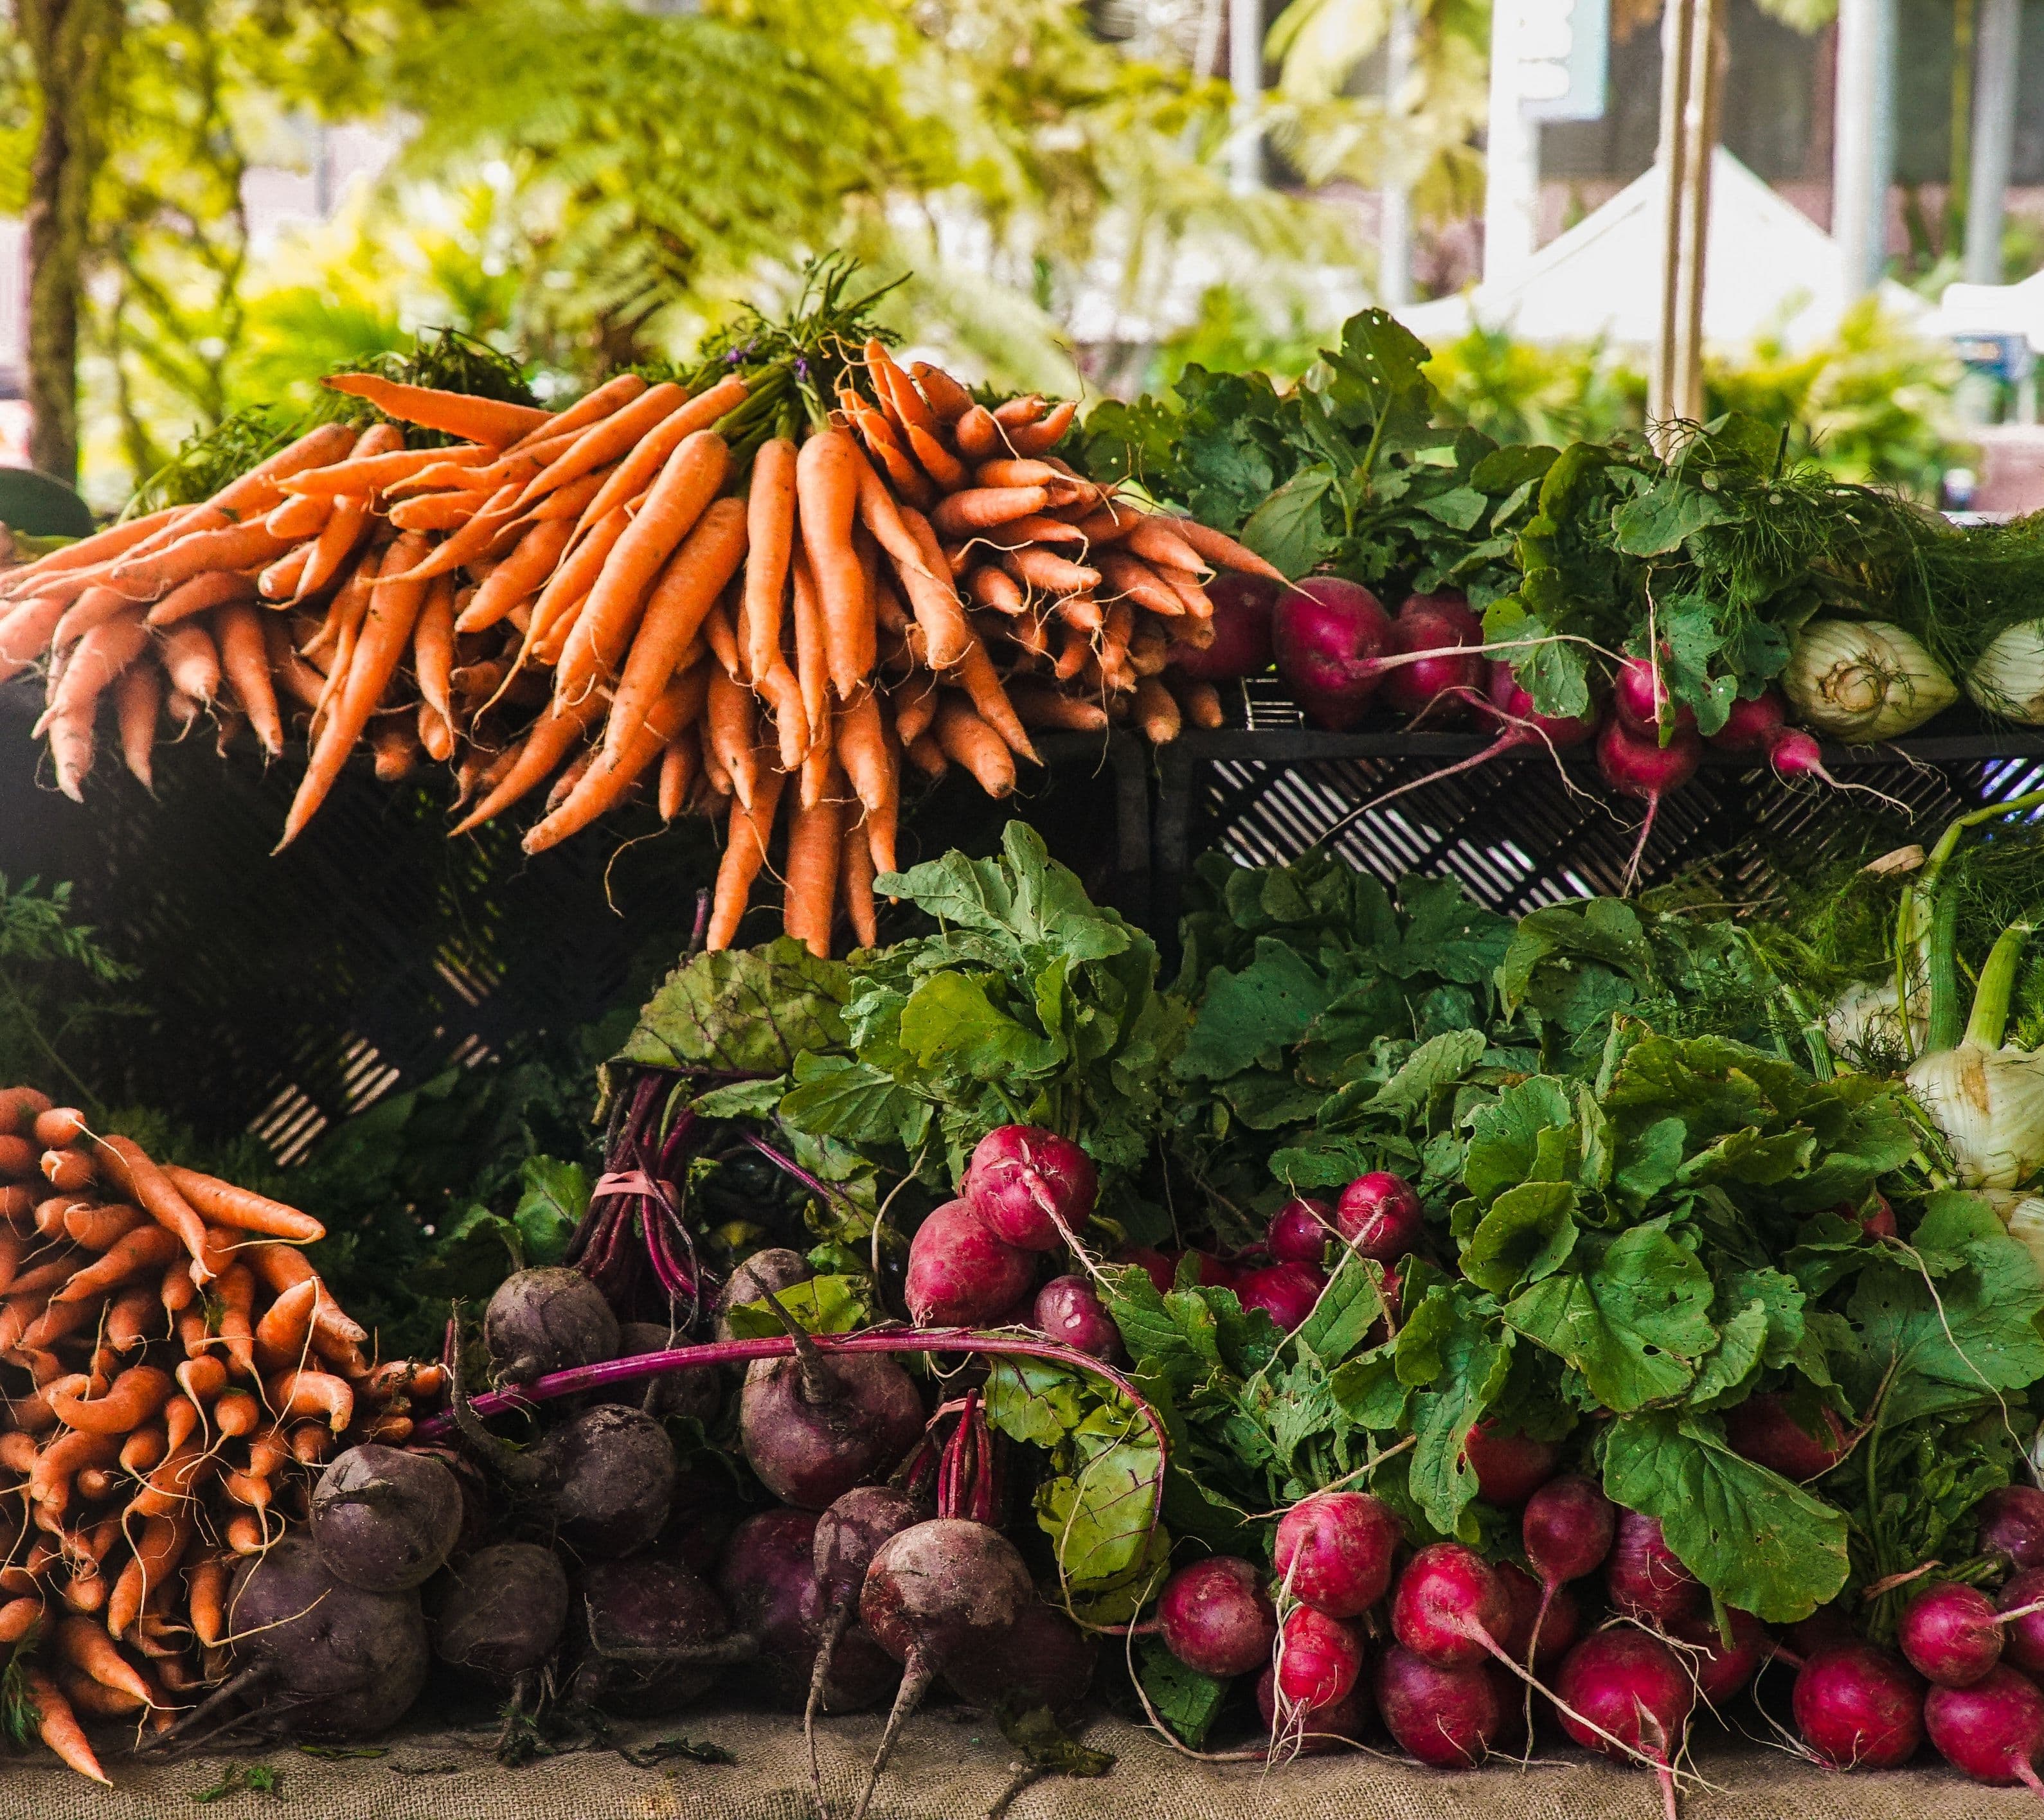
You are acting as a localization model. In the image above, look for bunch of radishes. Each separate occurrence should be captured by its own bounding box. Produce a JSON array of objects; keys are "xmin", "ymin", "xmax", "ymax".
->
[{"xmin": 1175, "ymin": 573, "xmax": 1858, "ymax": 895}]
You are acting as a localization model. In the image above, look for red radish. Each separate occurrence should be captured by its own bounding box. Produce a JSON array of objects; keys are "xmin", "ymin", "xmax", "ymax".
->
[
  {"xmin": 1722, "ymin": 1392, "xmax": 1847, "ymax": 1481},
  {"xmin": 1156, "ymin": 1557, "xmax": 1277, "ymax": 1677},
  {"xmin": 1792, "ymin": 1642, "xmax": 1924, "ymax": 1767},
  {"xmin": 903, "ymin": 1200, "xmax": 1035, "ymax": 1326},
  {"xmin": 1839, "ymin": 1192, "xmax": 1898, "ymax": 1239},
  {"xmin": 1523, "ymin": 1474, "xmax": 1616, "ymax": 1589},
  {"xmin": 2002, "ymin": 1569, "xmax": 2044, "ymax": 1673},
  {"xmin": 1705, "ymin": 687, "xmax": 1787, "ymax": 752},
  {"xmin": 1789, "ymin": 1603, "xmax": 1858, "ymax": 1660},
  {"xmin": 1494, "ymin": 1561, "xmax": 1579, "ymax": 1666},
  {"xmin": 1031, "ymin": 1275, "xmax": 1122, "ymax": 1362},
  {"xmin": 1613, "ymin": 656, "xmax": 1696, "ymax": 738},
  {"xmin": 1902, "ymin": 1582, "xmax": 2007, "ymax": 1687},
  {"xmin": 1390, "ymin": 1542, "xmax": 1510, "ymax": 1668},
  {"xmin": 1606, "ymin": 1509, "xmax": 1702, "ymax": 1625},
  {"xmin": 1270, "ymin": 578, "xmax": 1396, "ymax": 731},
  {"xmin": 1273, "ymin": 1604, "xmax": 1364, "ymax": 1707},
  {"xmin": 1598, "ymin": 715, "xmax": 1702, "ymax": 896},
  {"xmin": 1233, "ymin": 1261, "xmax": 1325, "ymax": 1330},
  {"xmin": 1924, "ymin": 1664, "xmax": 2044, "ymax": 1792},
  {"xmin": 1375, "ymin": 1642, "xmax": 1507, "ymax": 1766},
  {"xmin": 1555, "ymin": 1628, "xmax": 1694, "ymax": 1819},
  {"xmin": 1980, "ymin": 1486, "xmax": 2044, "ymax": 1570},
  {"xmin": 1381, "ymin": 591, "xmax": 1485, "ymax": 725},
  {"xmin": 962, "ymin": 1125, "xmax": 1097, "ymax": 1253},
  {"xmin": 1115, "ymin": 1247, "xmax": 1174, "ymax": 1296},
  {"xmin": 1334, "ymin": 1172, "xmax": 1422, "ymax": 1261},
  {"xmin": 1273, "ymin": 1490, "xmax": 1401, "ymax": 1618},
  {"xmin": 1462, "ymin": 1418, "xmax": 1559, "ymax": 1506},
  {"xmin": 1169, "ymin": 573, "xmax": 1277, "ymax": 682},
  {"xmin": 1254, "ymin": 1662, "xmax": 1368, "ymax": 1755},
  {"xmin": 1165, "ymin": 1249, "xmax": 1235, "ymax": 1289},
  {"xmin": 1670, "ymin": 1607, "xmax": 1770, "ymax": 1705},
  {"xmin": 1267, "ymin": 1197, "xmax": 1335, "ymax": 1267}
]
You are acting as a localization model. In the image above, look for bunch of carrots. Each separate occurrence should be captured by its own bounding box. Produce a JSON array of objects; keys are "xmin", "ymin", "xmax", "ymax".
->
[
  {"xmin": 0, "ymin": 1084, "xmax": 429, "ymax": 1783},
  {"xmin": 0, "ymin": 319, "xmax": 1277, "ymax": 956}
]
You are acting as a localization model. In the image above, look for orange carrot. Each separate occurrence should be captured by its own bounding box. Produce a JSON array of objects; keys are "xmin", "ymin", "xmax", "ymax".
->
[
  {"xmin": 264, "ymin": 491, "xmax": 330, "ymax": 540},
  {"xmin": 32, "ymin": 1107, "xmax": 84, "ymax": 1149},
  {"xmin": 910, "ymin": 361, "xmax": 976, "ymax": 423},
  {"xmin": 704, "ymin": 768, "xmax": 785, "ymax": 950},
  {"xmin": 321, "ymin": 373, "xmax": 551, "ymax": 443},
  {"xmin": 0, "ymin": 595, "xmax": 67, "ymax": 684},
  {"xmin": 795, "ymin": 429, "xmax": 871, "ymax": 700},
  {"xmin": 51, "ymin": 1225, "xmax": 179, "ymax": 1303},
  {"xmin": 1004, "ymin": 399, "xmax": 1078, "ymax": 455},
  {"xmin": 744, "ymin": 436, "xmax": 799, "ymax": 684},
  {"xmin": 904, "ymin": 423, "xmax": 966, "ymax": 491},
  {"xmin": 0, "ymin": 507, "xmax": 179, "ymax": 597},
  {"xmin": 933, "ymin": 697, "xmax": 1016, "ymax": 796},
  {"xmin": 89, "ymin": 1135, "xmax": 212, "ymax": 1282},
  {"xmin": 841, "ymin": 821, "xmax": 879, "ymax": 948},
  {"xmin": 1122, "ymin": 515, "xmax": 1210, "ymax": 574},
  {"xmin": 892, "ymin": 506, "xmax": 974, "ymax": 670},
  {"xmin": 156, "ymin": 1167, "xmax": 320, "ymax": 1243},
  {"xmin": 1161, "ymin": 515, "xmax": 1287, "ymax": 583},
  {"xmin": 571, "ymin": 374, "xmax": 748, "ymax": 538},
  {"xmin": 23, "ymin": 1664, "xmax": 108, "ymax": 1783},
  {"xmin": 263, "ymin": 614, "xmax": 327, "ymax": 715},
  {"xmin": 833, "ymin": 690, "xmax": 898, "ymax": 875},
  {"xmin": 46, "ymin": 1364, "xmax": 174, "ymax": 1434},
  {"xmin": 414, "ymin": 573, "xmax": 457, "ymax": 760},
  {"xmin": 114, "ymin": 660, "xmax": 161, "ymax": 789},
  {"xmin": 37, "ymin": 614, "xmax": 148, "ymax": 801},
  {"xmin": 51, "ymin": 584, "xmax": 138, "ymax": 654},
  {"xmin": 187, "ymin": 1553, "xmax": 229, "ymax": 1647},
  {"xmin": 61, "ymin": 1197, "xmax": 141, "ymax": 1250},
  {"xmin": 706, "ymin": 667, "xmax": 757, "ymax": 810},
  {"xmin": 388, "ymin": 488, "xmax": 491, "ymax": 533},
  {"xmin": 448, "ymin": 694, "xmax": 608, "ymax": 839},
  {"xmin": 790, "ymin": 544, "xmax": 830, "ymax": 796},
  {"xmin": 1096, "ymin": 550, "xmax": 1187, "ymax": 618},
  {"xmin": 593, "ymin": 497, "xmax": 748, "ymax": 765},
  {"xmin": 370, "ymin": 718, "xmax": 422, "ymax": 783},
  {"xmin": 1010, "ymin": 683, "xmax": 1109, "ymax": 731},
  {"xmin": 842, "ymin": 390, "xmax": 934, "ymax": 507},
  {"xmin": 501, "ymin": 371, "xmax": 647, "ymax": 456},
  {"xmin": 952, "ymin": 637, "xmax": 1039, "ymax": 762},
  {"xmin": 523, "ymin": 670, "xmax": 710, "ymax": 854},
  {"xmin": 265, "ymin": 1367, "xmax": 354, "ymax": 1432},
  {"xmin": 1004, "ymin": 546, "xmax": 1100, "ymax": 595},
  {"xmin": 510, "ymin": 380, "xmax": 686, "ymax": 513},
  {"xmin": 197, "ymin": 420, "xmax": 359, "ymax": 524},
  {"xmin": 757, "ymin": 660, "xmax": 809, "ymax": 775},
  {"xmin": 955, "ymin": 406, "xmax": 1000, "ymax": 459},
  {"xmin": 553, "ymin": 431, "xmax": 729, "ymax": 708},
  {"xmin": 965, "ymin": 566, "xmax": 1028, "ymax": 614},
  {"xmin": 215, "ymin": 599, "xmax": 283, "ymax": 755},
  {"xmin": 214, "ymin": 1389, "xmax": 259, "ymax": 1437},
  {"xmin": 281, "ymin": 443, "xmax": 491, "ymax": 499},
  {"xmin": 145, "ymin": 569, "xmax": 256, "ymax": 629},
  {"xmin": 0, "ymin": 1595, "xmax": 40, "ymax": 1643},
  {"xmin": 994, "ymin": 396, "xmax": 1048, "ymax": 427},
  {"xmin": 39, "ymin": 1147, "xmax": 94, "ymax": 1193},
  {"xmin": 108, "ymin": 520, "xmax": 291, "ymax": 596},
  {"xmin": 783, "ymin": 780, "xmax": 844, "ymax": 958},
  {"xmin": 251, "ymin": 1277, "xmax": 320, "ymax": 1370},
  {"xmin": 657, "ymin": 732, "xmax": 699, "ymax": 823},
  {"xmin": 158, "ymin": 618, "xmax": 221, "ymax": 705},
  {"xmin": 377, "ymin": 480, "xmax": 527, "ymax": 585},
  {"xmin": 280, "ymin": 533, "xmax": 433, "ymax": 846},
  {"xmin": 865, "ymin": 340, "xmax": 940, "ymax": 439},
  {"xmin": 933, "ymin": 487, "xmax": 1052, "ymax": 537}
]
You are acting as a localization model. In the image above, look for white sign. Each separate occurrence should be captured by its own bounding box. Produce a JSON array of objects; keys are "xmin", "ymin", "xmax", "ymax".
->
[{"xmin": 1519, "ymin": 0, "xmax": 1610, "ymax": 122}]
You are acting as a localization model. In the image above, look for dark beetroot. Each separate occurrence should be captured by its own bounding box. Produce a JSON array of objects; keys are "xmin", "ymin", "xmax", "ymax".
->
[
  {"xmin": 310, "ymin": 1443, "xmax": 463, "ymax": 1592},
  {"xmin": 1390, "ymin": 1542, "xmax": 1509, "ymax": 1669},
  {"xmin": 1376, "ymin": 1642, "xmax": 1508, "ymax": 1767},
  {"xmin": 962, "ymin": 1125, "xmax": 1098, "ymax": 1252},
  {"xmin": 1670, "ymin": 1607, "xmax": 1770, "ymax": 1705},
  {"xmin": 1334, "ymin": 1172, "xmax": 1423, "ymax": 1261},
  {"xmin": 1255, "ymin": 1663, "xmax": 1369, "ymax": 1754},
  {"xmin": 484, "ymin": 1266, "xmax": 620, "ymax": 1384},
  {"xmin": 1978, "ymin": 1485, "xmax": 2044, "ymax": 1569},
  {"xmin": 904, "ymin": 1198, "xmax": 1035, "ymax": 1326},
  {"xmin": 943, "ymin": 1600, "xmax": 1097, "ymax": 1718},
  {"xmin": 1233, "ymin": 1262, "xmax": 1325, "ymax": 1330},
  {"xmin": 1169, "ymin": 573, "xmax": 1278, "ymax": 682},
  {"xmin": 1273, "ymin": 1489, "xmax": 1401, "ymax": 1619},
  {"xmin": 431, "ymin": 1542, "xmax": 570, "ymax": 1687},
  {"xmin": 1156, "ymin": 1556, "xmax": 1277, "ymax": 1676},
  {"xmin": 1032, "ymin": 1274, "xmax": 1124, "ymax": 1362},
  {"xmin": 816, "ymin": 1486, "xmax": 924, "ymax": 1609},
  {"xmin": 1266, "ymin": 1197, "xmax": 1335, "ymax": 1267},
  {"xmin": 539, "ymin": 1402, "xmax": 678, "ymax": 1558},
  {"xmin": 1273, "ymin": 1604, "xmax": 1364, "ymax": 1707},
  {"xmin": 1722, "ymin": 1391, "xmax": 1847, "ymax": 1481},
  {"xmin": 719, "ymin": 1508, "xmax": 896, "ymax": 1711},
  {"xmin": 1901, "ymin": 1582, "xmax": 2011, "ymax": 1687},
  {"xmin": 1271, "ymin": 577, "xmax": 1395, "ymax": 731},
  {"xmin": 1554, "ymin": 1628, "xmax": 1694, "ymax": 1807},
  {"xmin": 578, "ymin": 1555, "xmax": 731, "ymax": 1713},
  {"xmin": 1493, "ymin": 1561, "xmax": 1579, "ymax": 1666},
  {"xmin": 739, "ymin": 1346, "xmax": 924, "ymax": 1512},
  {"xmin": 715, "ymin": 1249, "xmax": 815, "ymax": 1344},
  {"xmin": 1606, "ymin": 1508, "xmax": 1702, "ymax": 1624},
  {"xmin": 2002, "ymin": 1567, "xmax": 2044, "ymax": 1674},
  {"xmin": 1924, "ymin": 1664, "xmax": 2044, "ymax": 1790},
  {"xmin": 860, "ymin": 1519, "xmax": 1036, "ymax": 1675},
  {"xmin": 1381, "ymin": 591, "xmax": 1485, "ymax": 724},
  {"xmin": 1462, "ymin": 1418, "xmax": 1559, "ymax": 1506},
  {"xmin": 1792, "ymin": 1642, "xmax": 1925, "ymax": 1768}
]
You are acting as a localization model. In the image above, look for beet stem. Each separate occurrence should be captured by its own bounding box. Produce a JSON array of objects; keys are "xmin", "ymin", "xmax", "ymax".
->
[{"xmin": 140, "ymin": 1663, "xmax": 275, "ymax": 1753}]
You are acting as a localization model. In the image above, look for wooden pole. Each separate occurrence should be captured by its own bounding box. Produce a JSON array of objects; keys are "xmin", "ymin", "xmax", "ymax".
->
[
  {"xmin": 1672, "ymin": 0, "xmax": 1726, "ymax": 425},
  {"xmin": 1650, "ymin": 0, "xmax": 1699, "ymax": 447},
  {"xmin": 1964, "ymin": 0, "xmax": 2020, "ymax": 283}
]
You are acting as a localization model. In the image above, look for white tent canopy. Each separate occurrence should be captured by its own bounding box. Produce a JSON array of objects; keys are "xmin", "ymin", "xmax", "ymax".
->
[
  {"xmin": 1397, "ymin": 148, "xmax": 1922, "ymax": 352},
  {"xmin": 1920, "ymin": 269, "xmax": 2044, "ymax": 353}
]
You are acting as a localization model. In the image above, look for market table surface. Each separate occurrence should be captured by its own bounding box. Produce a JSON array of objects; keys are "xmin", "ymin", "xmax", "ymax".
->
[{"xmin": 17, "ymin": 1705, "xmax": 2036, "ymax": 1819}]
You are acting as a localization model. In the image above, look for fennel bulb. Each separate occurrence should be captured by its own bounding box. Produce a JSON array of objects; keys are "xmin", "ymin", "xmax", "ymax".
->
[
  {"xmin": 1906, "ymin": 922, "xmax": 2044, "ymax": 1190},
  {"xmin": 1782, "ymin": 620, "xmax": 1957, "ymax": 741},
  {"xmin": 1968, "ymin": 621, "xmax": 2044, "ymax": 725}
]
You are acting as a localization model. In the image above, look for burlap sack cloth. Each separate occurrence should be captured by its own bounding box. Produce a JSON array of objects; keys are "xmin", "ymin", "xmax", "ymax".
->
[{"xmin": 10, "ymin": 1703, "xmax": 2036, "ymax": 1819}]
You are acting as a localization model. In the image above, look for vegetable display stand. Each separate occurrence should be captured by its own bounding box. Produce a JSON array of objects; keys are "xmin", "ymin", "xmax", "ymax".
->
[
  {"xmin": 4, "ymin": 1704, "xmax": 2029, "ymax": 1817},
  {"xmin": 0, "ymin": 682, "xmax": 1146, "ymax": 1155},
  {"xmin": 1149, "ymin": 681, "xmax": 2044, "ymax": 943}
]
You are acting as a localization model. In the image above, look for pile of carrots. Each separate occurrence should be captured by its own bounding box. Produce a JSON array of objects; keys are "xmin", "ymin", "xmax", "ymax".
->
[
  {"xmin": 0, "ymin": 1084, "xmax": 429, "ymax": 1782},
  {"xmin": 0, "ymin": 339, "xmax": 1278, "ymax": 954}
]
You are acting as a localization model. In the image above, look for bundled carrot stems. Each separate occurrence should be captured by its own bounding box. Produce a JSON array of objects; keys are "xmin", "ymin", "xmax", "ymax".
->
[{"xmin": 0, "ymin": 272, "xmax": 1270, "ymax": 958}]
